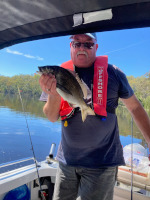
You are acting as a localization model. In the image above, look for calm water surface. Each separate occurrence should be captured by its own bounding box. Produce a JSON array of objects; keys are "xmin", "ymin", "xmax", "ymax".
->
[
  {"xmin": 0, "ymin": 94, "xmax": 149, "ymax": 173},
  {"xmin": 0, "ymin": 106, "xmax": 61, "ymax": 163}
]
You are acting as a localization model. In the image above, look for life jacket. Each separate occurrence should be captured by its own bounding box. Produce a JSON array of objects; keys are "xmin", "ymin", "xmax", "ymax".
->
[{"xmin": 60, "ymin": 56, "xmax": 108, "ymax": 120}]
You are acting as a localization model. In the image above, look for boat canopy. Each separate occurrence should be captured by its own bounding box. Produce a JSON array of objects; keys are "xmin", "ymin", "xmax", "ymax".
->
[{"xmin": 0, "ymin": 0, "xmax": 150, "ymax": 49}]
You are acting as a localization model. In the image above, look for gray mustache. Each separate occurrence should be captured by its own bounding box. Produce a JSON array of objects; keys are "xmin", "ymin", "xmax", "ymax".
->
[{"xmin": 77, "ymin": 51, "xmax": 88, "ymax": 57}]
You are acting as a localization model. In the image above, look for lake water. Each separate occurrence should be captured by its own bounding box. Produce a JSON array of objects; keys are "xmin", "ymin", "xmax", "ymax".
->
[
  {"xmin": 0, "ymin": 94, "xmax": 149, "ymax": 173},
  {"xmin": 0, "ymin": 106, "xmax": 61, "ymax": 162}
]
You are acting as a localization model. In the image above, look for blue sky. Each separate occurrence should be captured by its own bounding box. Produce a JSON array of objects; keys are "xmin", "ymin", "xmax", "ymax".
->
[{"xmin": 0, "ymin": 27, "xmax": 150, "ymax": 77}]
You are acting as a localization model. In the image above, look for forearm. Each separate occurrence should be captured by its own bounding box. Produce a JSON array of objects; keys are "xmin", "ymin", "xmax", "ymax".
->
[
  {"xmin": 131, "ymin": 105, "xmax": 150, "ymax": 144},
  {"xmin": 43, "ymin": 93, "xmax": 61, "ymax": 122},
  {"xmin": 121, "ymin": 95, "xmax": 150, "ymax": 144}
]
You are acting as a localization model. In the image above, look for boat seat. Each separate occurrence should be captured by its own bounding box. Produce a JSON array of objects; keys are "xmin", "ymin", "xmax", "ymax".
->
[{"xmin": 3, "ymin": 184, "xmax": 30, "ymax": 200}]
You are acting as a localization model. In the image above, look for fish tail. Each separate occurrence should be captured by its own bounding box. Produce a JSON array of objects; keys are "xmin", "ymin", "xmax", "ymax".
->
[{"xmin": 81, "ymin": 106, "xmax": 95, "ymax": 122}]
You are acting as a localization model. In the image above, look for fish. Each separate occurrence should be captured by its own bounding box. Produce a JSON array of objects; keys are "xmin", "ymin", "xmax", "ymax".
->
[{"xmin": 37, "ymin": 65, "xmax": 95, "ymax": 122}]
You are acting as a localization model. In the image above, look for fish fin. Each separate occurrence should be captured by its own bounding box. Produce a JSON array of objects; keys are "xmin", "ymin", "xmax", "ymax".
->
[
  {"xmin": 75, "ymin": 73, "xmax": 87, "ymax": 99},
  {"xmin": 81, "ymin": 106, "xmax": 95, "ymax": 122},
  {"xmin": 57, "ymin": 83, "xmax": 72, "ymax": 95}
]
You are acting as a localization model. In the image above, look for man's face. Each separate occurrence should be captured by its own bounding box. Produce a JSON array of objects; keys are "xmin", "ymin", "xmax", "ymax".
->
[{"xmin": 70, "ymin": 34, "xmax": 98, "ymax": 68}]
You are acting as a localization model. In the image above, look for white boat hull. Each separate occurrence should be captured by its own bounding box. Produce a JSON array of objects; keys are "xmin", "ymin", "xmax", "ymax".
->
[{"xmin": 1, "ymin": 159, "xmax": 150, "ymax": 200}]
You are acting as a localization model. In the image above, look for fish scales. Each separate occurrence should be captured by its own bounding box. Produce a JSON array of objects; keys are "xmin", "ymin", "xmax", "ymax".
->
[
  {"xmin": 38, "ymin": 65, "xmax": 95, "ymax": 122},
  {"xmin": 38, "ymin": 65, "xmax": 83, "ymax": 97},
  {"xmin": 55, "ymin": 67, "xmax": 84, "ymax": 97}
]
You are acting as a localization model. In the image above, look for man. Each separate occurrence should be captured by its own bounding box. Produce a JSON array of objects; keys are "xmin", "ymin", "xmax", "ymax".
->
[{"xmin": 39, "ymin": 33, "xmax": 150, "ymax": 200}]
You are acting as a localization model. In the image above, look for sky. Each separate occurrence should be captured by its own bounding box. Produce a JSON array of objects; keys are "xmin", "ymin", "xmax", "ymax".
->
[{"xmin": 0, "ymin": 27, "xmax": 150, "ymax": 77}]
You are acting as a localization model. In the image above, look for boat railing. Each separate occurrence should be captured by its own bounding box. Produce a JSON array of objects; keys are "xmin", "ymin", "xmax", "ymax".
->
[{"xmin": 0, "ymin": 157, "xmax": 34, "ymax": 169}]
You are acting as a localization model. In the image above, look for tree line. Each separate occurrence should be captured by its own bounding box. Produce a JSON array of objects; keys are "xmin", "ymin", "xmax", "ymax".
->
[
  {"xmin": 127, "ymin": 72, "xmax": 150, "ymax": 110},
  {"xmin": 0, "ymin": 74, "xmax": 41, "ymax": 97},
  {"xmin": 0, "ymin": 72, "xmax": 150, "ymax": 110}
]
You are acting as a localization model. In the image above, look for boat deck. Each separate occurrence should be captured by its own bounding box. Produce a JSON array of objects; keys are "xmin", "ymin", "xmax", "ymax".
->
[
  {"xmin": 1, "ymin": 160, "xmax": 150, "ymax": 200},
  {"xmin": 114, "ymin": 187, "xmax": 150, "ymax": 200}
]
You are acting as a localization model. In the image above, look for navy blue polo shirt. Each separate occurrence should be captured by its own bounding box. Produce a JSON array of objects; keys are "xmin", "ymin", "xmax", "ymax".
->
[{"xmin": 40, "ymin": 64, "xmax": 134, "ymax": 168}]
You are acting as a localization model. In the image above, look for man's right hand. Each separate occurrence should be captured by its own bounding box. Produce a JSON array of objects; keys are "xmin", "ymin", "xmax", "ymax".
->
[
  {"xmin": 39, "ymin": 74, "xmax": 58, "ymax": 96},
  {"xmin": 39, "ymin": 74, "xmax": 61, "ymax": 122}
]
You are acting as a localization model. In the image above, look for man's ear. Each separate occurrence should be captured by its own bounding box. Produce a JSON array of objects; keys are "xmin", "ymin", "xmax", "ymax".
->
[{"xmin": 96, "ymin": 43, "xmax": 98, "ymax": 50}]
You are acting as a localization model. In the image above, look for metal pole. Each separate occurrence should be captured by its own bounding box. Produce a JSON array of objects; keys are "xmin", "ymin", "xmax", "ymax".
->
[
  {"xmin": 17, "ymin": 87, "xmax": 46, "ymax": 200},
  {"xmin": 131, "ymin": 117, "xmax": 133, "ymax": 200}
]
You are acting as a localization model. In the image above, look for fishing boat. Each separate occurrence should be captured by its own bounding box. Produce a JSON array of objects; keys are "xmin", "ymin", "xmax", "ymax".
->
[
  {"xmin": 0, "ymin": 144, "xmax": 150, "ymax": 200},
  {"xmin": 0, "ymin": 0, "xmax": 150, "ymax": 199}
]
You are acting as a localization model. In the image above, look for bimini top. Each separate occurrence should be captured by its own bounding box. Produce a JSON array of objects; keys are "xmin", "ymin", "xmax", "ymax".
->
[{"xmin": 0, "ymin": 0, "xmax": 150, "ymax": 49}]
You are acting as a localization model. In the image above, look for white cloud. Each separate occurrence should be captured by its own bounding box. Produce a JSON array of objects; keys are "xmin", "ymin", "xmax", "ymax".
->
[
  {"xmin": 6, "ymin": 48, "xmax": 23, "ymax": 55},
  {"xmin": 6, "ymin": 48, "xmax": 44, "ymax": 61},
  {"xmin": 24, "ymin": 54, "xmax": 35, "ymax": 59},
  {"xmin": 36, "ymin": 56, "xmax": 44, "ymax": 61}
]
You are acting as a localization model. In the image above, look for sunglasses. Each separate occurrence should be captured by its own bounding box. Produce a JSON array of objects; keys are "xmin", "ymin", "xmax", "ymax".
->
[{"xmin": 71, "ymin": 41, "xmax": 95, "ymax": 49}]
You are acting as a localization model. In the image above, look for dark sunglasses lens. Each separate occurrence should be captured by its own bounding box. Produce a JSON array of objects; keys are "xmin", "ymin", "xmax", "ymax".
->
[
  {"xmin": 72, "ymin": 42, "xmax": 94, "ymax": 49},
  {"xmin": 75, "ymin": 42, "xmax": 81, "ymax": 48},
  {"xmin": 84, "ymin": 43, "xmax": 94, "ymax": 49},
  {"xmin": 72, "ymin": 42, "xmax": 80, "ymax": 48}
]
